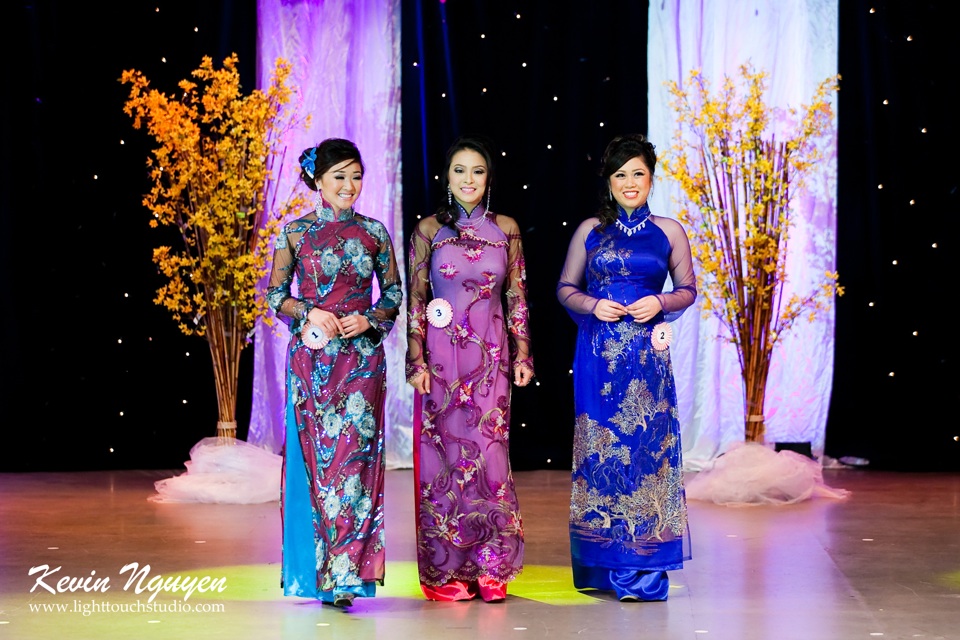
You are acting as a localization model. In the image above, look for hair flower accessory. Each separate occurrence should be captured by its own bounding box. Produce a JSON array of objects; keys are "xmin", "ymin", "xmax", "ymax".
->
[
  {"xmin": 651, "ymin": 321, "xmax": 673, "ymax": 351},
  {"xmin": 300, "ymin": 147, "xmax": 317, "ymax": 179},
  {"xmin": 300, "ymin": 321, "xmax": 329, "ymax": 350},
  {"xmin": 426, "ymin": 298, "xmax": 454, "ymax": 329}
]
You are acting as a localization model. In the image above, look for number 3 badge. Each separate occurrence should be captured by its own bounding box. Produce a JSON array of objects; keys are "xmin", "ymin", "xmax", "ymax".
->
[
  {"xmin": 426, "ymin": 298, "xmax": 453, "ymax": 329},
  {"xmin": 651, "ymin": 322, "xmax": 673, "ymax": 351}
]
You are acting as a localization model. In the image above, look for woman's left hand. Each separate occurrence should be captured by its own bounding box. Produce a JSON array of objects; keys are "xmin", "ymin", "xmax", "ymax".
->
[
  {"xmin": 513, "ymin": 363, "xmax": 534, "ymax": 387},
  {"xmin": 625, "ymin": 295, "xmax": 663, "ymax": 323},
  {"xmin": 340, "ymin": 314, "xmax": 371, "ymax": 339}
]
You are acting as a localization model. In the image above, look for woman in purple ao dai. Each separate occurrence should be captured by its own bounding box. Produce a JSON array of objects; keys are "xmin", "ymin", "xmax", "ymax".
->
[{"xmin": 406, "ymin": 135, "xmax": 534, "ymax": 602}]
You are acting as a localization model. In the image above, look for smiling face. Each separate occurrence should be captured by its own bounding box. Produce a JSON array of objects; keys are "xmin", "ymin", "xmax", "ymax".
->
[
  {"xmin": 447, "ymin": 149, "xmax": 488, "ymax": 211},
  {"xmin": 317, "ymin": 158, "xmax": 363, "ymax": 211},
  {"xmin": 609, "ymin": 156, "xmax": 652, "ymax": 215}
]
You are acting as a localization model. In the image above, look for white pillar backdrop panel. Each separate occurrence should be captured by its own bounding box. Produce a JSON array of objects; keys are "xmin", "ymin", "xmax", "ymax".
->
[
  {"xmin": 250, "ymin": 0, "xmax": 413, "ymax": 469},
  {"xmin": 647, "ymin": 0, "xmax": 840, "ymax": 469}
]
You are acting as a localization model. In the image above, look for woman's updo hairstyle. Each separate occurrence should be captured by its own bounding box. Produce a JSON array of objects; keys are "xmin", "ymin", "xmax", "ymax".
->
[
  {"xmin": 436, "ymin": 134, "xmax": 496, "ymax": 227},
  {"xmin": 596, "ymin": 133, "xmax": 657, "ymax": 228},
  {"xmin": 298, "ymin": 138, "xmax": 365, "ymax": 191}
]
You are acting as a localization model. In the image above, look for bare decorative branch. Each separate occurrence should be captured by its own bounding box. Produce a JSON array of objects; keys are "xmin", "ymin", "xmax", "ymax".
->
[{"xmin": 661, "ymin": 64, "xmax": 843, "ymax": 442}]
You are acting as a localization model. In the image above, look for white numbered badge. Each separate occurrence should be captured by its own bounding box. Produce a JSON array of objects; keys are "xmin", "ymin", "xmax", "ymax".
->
[
  {"xmin": 426, "ymin": 298, "xmax": 454, "ymax": 329},
  {"xmin": 651, "ymin": 322, "xmax": 673, "ymax": 351},
  {"xmin": 301, "ymin": 322, "xmax": 330, "ymax": 350}
]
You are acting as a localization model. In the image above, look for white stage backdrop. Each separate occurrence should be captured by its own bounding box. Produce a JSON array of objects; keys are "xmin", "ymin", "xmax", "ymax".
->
[
  {"xmin": 250, "ymin": 0, "xmax": 413, "ymax": 469},
  {"xmin": 647, "ymin": 0, "xmax": 840, "ymax": 469}
]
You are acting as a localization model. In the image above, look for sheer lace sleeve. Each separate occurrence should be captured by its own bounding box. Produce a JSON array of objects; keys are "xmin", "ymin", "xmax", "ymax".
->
[
  {"xmin": 361, "ymin": 218, "xmax": 402, "ymax": 345},
  {"xmin": 405, "ymin": 217, "xmax": 440, "ymax": 383},
  {"xmin": 265, "ymin": 219, "xmax": 314, "ymax": 331},
  {"xmin": 498, "ymin": 215, "xmax": 534, "ymax": 373},
  {"xmin": 652, "ymin": 217, "xmax": 697, "ymax": 322},
  {"xmin": 556, "ymin": 217, "xmax": 601, "ymax": 323}
]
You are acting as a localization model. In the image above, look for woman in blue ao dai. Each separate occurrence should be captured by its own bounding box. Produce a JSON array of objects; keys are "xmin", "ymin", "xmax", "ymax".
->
[
  {"xmin": 556, "ymin": 134, "xmax": 696, "ymax": 602},
  {"xmin": 267, "ymin": 138, "xmax": 402, "ymax": 608}
]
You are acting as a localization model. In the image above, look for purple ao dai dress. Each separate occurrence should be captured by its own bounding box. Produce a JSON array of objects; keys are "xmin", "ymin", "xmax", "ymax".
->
[{"xmin": 406, "ymin": 204, "xmax": 533, "ymax": 599}]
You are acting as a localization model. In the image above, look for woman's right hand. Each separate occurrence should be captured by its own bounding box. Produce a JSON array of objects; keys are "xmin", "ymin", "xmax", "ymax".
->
[
  {"xmin": 306, "ymin": 308, "xmax": 345, "ymax": 338},
  {"xmin": 593, "ymin": 299, "xmax": 628, "ymax": 322},
  {"xmin": 410, "ymin": 370, "xmax": 431, "ymax": 395}
]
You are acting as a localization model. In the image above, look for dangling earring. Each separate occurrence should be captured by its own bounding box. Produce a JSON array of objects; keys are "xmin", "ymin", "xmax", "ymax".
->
[
  {"xmin": 485, "ymin": 186, "xmax": 492, "ymax": 213},
  {"xmin": 447, "ymin": 185, "xmax": 452, "ymax": 206},
  {"xmin": 608, "ymin": 189, "xmax": 613, "ymax": 201},
  {"xmin": 314, "ymin": 190, "xmax": 324, "ymax": 213}
]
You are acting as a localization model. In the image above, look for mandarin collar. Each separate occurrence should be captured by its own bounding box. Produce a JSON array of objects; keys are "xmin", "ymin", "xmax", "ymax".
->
[
  {"xmin": 617, "ymin": 202, "xmax": 651, "ymax": 224},
  {"xmin": 455, "ymin": 201, "xmax": 487, "ymax": 226},
  {"xmin": 316, "ymin": 200, "xmax": 355, "ymax": 222}
]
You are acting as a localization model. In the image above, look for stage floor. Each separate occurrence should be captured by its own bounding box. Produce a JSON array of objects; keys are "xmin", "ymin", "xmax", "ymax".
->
[{"xmin": 1, "ymin": 467, "xmax": 958, "ymax": 640}]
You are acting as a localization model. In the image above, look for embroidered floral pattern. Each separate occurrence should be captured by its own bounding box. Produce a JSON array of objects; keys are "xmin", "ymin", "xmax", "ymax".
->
[
  {"xmin": 439, "ymin": 263, "xmax": 458, "ymax": 279},
  {"xmin": 601, "ymin": 321, "xmax": 643, "ymax": 372},
  {"xmin": 563, "ymin": 213, "xmax": 691, "ymax": 579},
  {"xmin": 609, "ymin": 378, "xmax": 662, "ymax": 435},
  {"xmin": 573, "ymin": 413, "xmax": 628, "ymax": 468},
  {"xmin": 266, "ymin": 207, "xmax": 400, "ymax": 598},
  {"xmin": 405, "ymin": 211, "xmax": 532, "ymax": 588}
]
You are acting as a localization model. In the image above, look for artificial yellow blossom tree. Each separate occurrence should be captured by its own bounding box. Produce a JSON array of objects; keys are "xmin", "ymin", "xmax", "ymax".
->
[
  {"xmin": 121, "ymin": 54, "xmax": 309, "ymax": 438},
  {"xmin": 661, "ymin": 64, "xmax": 843, "ymax": 443}
]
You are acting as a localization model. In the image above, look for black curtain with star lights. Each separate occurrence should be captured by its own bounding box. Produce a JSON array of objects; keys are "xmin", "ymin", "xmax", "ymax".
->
[
  {"xmin": 826, "ymin": 1, "xmax": 958, "ymax": 471},
  {"xmin": 2, "ymin": 0, "xmax": 956, "ymax": 472},
  {"xmin": 401, "ymin": 0, "xmax": 653, "ymax": 473},
  {"xmin": 3, "ymin": 1, "xmax": 259, "ymax": 472}
]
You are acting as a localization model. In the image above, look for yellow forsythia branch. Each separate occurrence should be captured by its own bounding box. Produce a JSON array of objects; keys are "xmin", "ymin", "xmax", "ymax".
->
[
  {"xmin": 661, "ymin": 63, "xmax": 842, "ymax": 376},
  {"xmin": 120, "ymin": 54, "xmax": 310, "ymax": 341}
]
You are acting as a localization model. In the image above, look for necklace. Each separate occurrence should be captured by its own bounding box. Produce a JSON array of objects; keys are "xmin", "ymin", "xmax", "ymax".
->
[
  {"xmin": 455, "ymin": 212, "xmax": 488, "ymax": 232},
  {"xmin": 615, "ymin": 210, "xmax": 652, "ymax": 236}
]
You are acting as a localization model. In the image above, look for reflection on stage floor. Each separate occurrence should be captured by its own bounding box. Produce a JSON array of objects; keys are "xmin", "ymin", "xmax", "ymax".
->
[{"xmin": 1, "ymin": 468, "xmax": 958, "ymax": 640}]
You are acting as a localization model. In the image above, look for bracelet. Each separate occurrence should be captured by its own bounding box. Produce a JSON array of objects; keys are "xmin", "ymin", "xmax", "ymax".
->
[
  {"xmin": 513, "ymin": 358, "xmax": 534, "ymax": 375},
  {"xmin": 405, "ymin": 362, "xmax": 428, "ymax": 384},
  {"xmin": 299, "ymin": 300, "xmax": 315, "ymax": 321}
]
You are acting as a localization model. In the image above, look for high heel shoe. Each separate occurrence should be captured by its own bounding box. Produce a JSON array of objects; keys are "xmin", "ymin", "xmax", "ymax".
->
[
  {"xmin": 332, "ymin": 592, "xmax": 355, "ymax": 608},
  {"xmin": 477, "ymin": 576, "xmax": 507, "ymax": 602}
]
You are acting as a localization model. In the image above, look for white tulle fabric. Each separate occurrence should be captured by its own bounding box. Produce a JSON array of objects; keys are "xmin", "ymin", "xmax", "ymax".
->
[
  {"xmin": 685, "ymin": 442, "xmax": 850, "ymax": 506},
  {"xmin": 149, "ymin": 438, "xmax": 282, "ymax": 504}
]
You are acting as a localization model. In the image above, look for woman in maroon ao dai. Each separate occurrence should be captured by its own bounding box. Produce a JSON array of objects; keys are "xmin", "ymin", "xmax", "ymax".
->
[
  {"xmin": 406, "ymin": 135, "xmax": 534, "ymax": 602},
  {"xmin": 267, "ymin": 139, "xmax": 401, "ymax": 608}
]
